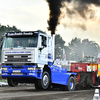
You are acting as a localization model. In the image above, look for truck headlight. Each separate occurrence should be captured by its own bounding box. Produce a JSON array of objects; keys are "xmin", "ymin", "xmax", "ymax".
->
[
  {"xmin": 2, "ymin": 67, "xmax": 7, "ymax": 70},
  {"xmin": 27, "ymin": 67, "xmax": 35, "ymax": 70}
]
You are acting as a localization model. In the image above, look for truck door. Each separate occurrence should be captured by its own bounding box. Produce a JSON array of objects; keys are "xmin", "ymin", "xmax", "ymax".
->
[
  {"xmin": 48, "ymin": 37, "xmax": 53, "ymax": 65},
  {"xmin": 38, "ymin": 35, "xmax": 48, "ymax": 65}
]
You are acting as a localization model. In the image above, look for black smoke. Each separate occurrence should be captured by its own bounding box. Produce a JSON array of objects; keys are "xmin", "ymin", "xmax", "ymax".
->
[
  {"xmin": 46, "ymin": 0, "xmax": 100, "ymax": 34},
  {"xmin": 76, "ymin": 0, "xmax": 100, "ymax": 6},
  {"xmin": 46, "ymin": 0, "xmax": 65, "ymax": 35}
]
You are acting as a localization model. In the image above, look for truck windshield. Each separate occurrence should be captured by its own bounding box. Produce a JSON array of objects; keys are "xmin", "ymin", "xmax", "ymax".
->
[{"xmin": 3, "ymin": 36, "xmax": 38, "ymax": 48}]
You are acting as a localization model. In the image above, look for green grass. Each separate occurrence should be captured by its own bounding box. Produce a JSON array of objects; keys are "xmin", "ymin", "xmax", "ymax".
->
[{"xmin": 0, "ymin": 79, "xmax": 7, "ymax": 82}]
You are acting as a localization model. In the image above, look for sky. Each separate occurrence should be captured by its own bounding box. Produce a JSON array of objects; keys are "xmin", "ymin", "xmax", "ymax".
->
[{"xmin": 0, "ymin": 0, "xmax": 100, "ymax": 46}]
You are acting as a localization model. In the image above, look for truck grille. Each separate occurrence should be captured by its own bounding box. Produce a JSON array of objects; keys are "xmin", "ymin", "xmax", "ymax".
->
[{"xmin": 5, "ymin": 54, "xmax": 31, "ymax": 63}]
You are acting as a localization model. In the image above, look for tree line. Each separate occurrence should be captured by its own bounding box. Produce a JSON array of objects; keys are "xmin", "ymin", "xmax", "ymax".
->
[
  {"xmin": 55, "ymin": 35, "xmax": 100, "ymax": 61},
  {"xmin": 0, "ymin": 24, "xmax": 21, "ymax": 37},
  {"xmin": 0, "ymin": 24, "xmax": 100, "ymax": 61}
]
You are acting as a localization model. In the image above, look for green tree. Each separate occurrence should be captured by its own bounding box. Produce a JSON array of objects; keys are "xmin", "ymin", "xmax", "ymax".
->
[
  {"xmin": 81, "ymin": 39, "xmax": 100, "ymax": 58},
  {"xmin": 68, "ymin": 37, "xmax": 82, "ymax": 61},
  {"xmin": 0, "ymin": 25, "xmax": 21, "ymax": 37},
  {"xmin": 55, "ymin": 34, "xmax": 65, "ymax": 59},
  {"xmin": 64, "ymin": 46, "xmax": 71, "ymax": 60},
  {"xmin": 68, "ymin": 38, "xmax": 100, "ymax": 61}
]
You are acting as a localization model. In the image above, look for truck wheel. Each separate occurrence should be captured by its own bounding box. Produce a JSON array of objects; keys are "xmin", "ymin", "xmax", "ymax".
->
[
  {"xmin": 38, "ymin": 71, "xmax": 50, "ymax": 89},
  {"xmin": 67, "ymin": 76, "xmax": 75, "ymax": 91},
  {"xmin": 7, "ymin": 78, "xmax": 18, "ymax": 87}
]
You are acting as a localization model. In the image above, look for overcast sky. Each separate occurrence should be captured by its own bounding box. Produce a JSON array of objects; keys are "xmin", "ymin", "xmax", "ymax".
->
[{"xmin": 0, "ymin": 0, "xmax": 100, "ymax": 45}]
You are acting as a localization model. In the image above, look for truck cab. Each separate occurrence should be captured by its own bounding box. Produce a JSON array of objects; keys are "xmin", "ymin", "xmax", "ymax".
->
[{"xmin": 2, "ymin": 31, "xmax": 53, "ymax": 66}]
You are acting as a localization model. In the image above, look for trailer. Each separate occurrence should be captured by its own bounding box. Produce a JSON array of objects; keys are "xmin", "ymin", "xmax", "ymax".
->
[{"xmin": 1, "ymin": 31, "xmax": 77, "ymax": 91}]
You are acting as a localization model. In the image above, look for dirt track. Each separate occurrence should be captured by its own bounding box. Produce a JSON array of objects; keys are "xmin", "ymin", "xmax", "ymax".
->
[{"xmin": 0, "ymin": 85, "xmax": 96, "ymax": 100}]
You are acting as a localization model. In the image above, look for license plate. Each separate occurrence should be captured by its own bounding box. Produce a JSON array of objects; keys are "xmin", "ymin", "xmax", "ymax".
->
[
  {"xmin": 13, "ymin": 70, "xmax": 21, "ymax": 72},
  {"xmin": 14, "ymin": 56, "xmax": 21, "ymax": 58},
  {"xmin": 12, "ymin": 73, "xmax": 22, "ymax": 75}
]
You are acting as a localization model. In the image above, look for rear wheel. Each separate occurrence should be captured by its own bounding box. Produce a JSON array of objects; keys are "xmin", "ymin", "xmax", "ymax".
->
[
  {"xmin": 7, "ymin": 78, "xmax": 18, "ymax": 87},
  {"xmin": 67, "ymin": 76, "xmax": 76, "ymax": 91}
]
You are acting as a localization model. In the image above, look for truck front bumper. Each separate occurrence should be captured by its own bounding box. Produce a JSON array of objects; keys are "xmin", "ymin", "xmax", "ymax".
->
[{"xmin": 1, "ymin": 65, "xmax": 42, "ymax": 79}]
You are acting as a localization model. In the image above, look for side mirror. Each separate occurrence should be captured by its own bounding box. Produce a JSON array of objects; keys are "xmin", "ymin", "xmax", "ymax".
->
[{"xmin": 39, "ymin": 46, "xmax": 43, "ymax": 52}]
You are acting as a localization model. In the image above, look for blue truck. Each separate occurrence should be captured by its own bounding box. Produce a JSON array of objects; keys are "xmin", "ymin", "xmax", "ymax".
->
[{"xmin": 1, "ymin": 31, "xmax": 77, "ymax": 91}]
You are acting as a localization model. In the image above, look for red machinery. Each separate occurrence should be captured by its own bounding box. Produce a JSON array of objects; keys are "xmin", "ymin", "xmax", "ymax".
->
[{"xmin": 71, "ymin": 56, "xmax": 100, "ymax": 88}]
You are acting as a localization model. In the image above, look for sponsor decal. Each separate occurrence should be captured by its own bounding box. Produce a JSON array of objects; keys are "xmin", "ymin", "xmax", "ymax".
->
[
  {"xmin": 5, "ymin": 51, "xmax": 31, "ymax": 54},
  {"xmin": 87, "ymin": 66, "xmax": 91, "ymax": 72},
  {"xmin": 78, "ymin": 67, "xmax": 82, "ymax": 70},
  {"xmin": 7, "ymin": 32, "xmax": 33, "ymax": 36},
  {"xmin": 98, "ymin": 64, "xmax": 100, "ymax": 71},
  {"xmin": 93, "ymin": 65, "xmax": 95, "ymax": 71}
]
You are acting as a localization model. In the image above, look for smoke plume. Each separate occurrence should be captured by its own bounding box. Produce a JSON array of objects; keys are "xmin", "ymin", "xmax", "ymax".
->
[
  {"xmin": 46, "ymin": 0, "xmax": 65, "ymax": 35},
  {"xmin": 46, "ymin": 0, "xmax": 100, "ymax": 34}
]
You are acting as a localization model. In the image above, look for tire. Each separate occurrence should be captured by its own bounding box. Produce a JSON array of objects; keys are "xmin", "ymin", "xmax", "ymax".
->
[
  {"xmin": 38, "ymin": 71, "xmax": 50, "ymax": 90},
  {"xmin": 7, "ymin": 78, "xmax": 18, "ymax": 87},
  {"xmin": 34, "ymin": 80, "xmax": 41, "ymax": 90},
  {"xmin": 67, "ymin": 76, "xmax": 76, "ymax": 91}
]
